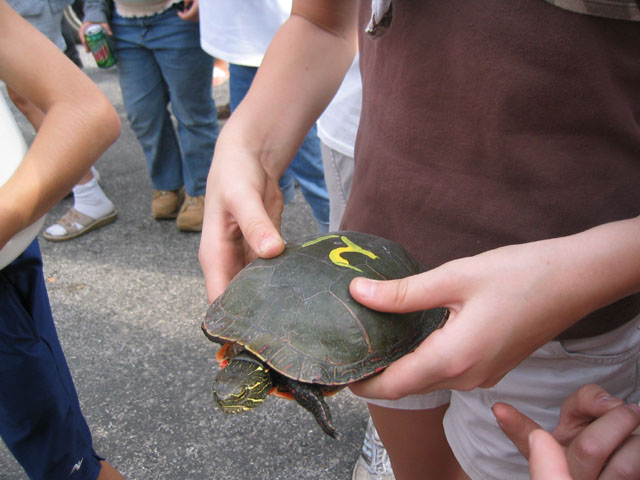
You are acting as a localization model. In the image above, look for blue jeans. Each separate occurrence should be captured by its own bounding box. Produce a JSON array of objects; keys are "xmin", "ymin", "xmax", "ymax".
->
[
  {"xmin": 112, "ymin": 6, "xmax": 219, "ymax": 197},
  {"xmin": 229, "ymin": 63, "xmax": 329, "ymax": 231}
]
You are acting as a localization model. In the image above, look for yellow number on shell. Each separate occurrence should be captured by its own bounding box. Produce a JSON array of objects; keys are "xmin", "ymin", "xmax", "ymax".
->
[{"xmin": 302, "ymin": 235, "xmax": 378, "ymax": 272}]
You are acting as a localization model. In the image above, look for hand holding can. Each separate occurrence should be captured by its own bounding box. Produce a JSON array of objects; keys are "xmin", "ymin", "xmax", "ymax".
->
[{"xmin": 84, "ymin": 24, "xmax": 117, "ymax": 69}]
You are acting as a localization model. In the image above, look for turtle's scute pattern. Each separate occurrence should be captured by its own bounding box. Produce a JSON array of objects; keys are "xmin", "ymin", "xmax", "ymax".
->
[{"xmin": 203, "ymin": 231, "xmax": 446, "ymax": 386}]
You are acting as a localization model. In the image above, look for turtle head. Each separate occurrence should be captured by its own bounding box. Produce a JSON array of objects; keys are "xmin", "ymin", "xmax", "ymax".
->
[{"xmin": 212, "ymin": 353, "xmax": 273, "ymax": 414}]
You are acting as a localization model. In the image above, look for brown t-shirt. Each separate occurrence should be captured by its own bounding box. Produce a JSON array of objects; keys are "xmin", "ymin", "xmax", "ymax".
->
[{"xmin": 341, "ymin": 0, "xmax": 640, "ymax": 338}]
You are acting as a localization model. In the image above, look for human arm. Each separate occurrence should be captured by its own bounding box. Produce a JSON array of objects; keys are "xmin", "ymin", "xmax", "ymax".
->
[
  {"xmin": 348, "ymin": 217, "xmax": 640, "ymax": 398},
  {"xmin": 0, "ymin": 0, "xmax": 121, "ymax": 249},
  {"xmin": 199, "ymin": 0, "xmax": 357, "ymax": 301},
  {"xmin": 493, "ymin": 384, "xmax": 640, "ymax": 479},
  {"xmin": 82, "ymin": 0, "xmax": 111, "ymax": 24}
]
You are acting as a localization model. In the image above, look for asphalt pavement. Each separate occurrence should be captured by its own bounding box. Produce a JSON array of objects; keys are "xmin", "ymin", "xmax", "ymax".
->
[{"xmin": 0, "ymin": 48, "xmax": 367, "ymax": 479}]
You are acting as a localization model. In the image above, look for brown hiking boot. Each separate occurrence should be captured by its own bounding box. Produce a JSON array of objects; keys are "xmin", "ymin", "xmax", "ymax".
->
[
  {"xmin": 152, "ymin": 189, "xmax": 184, "ymax": 219},
  {"xmin": 177, "ymin": 193, "xmax": 204, "ymax": 232}
]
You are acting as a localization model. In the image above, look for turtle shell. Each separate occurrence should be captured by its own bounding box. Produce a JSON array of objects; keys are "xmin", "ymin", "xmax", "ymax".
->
[{"xmin": 202, "ymin": 231, "xmax": 446, "ymax": 386}]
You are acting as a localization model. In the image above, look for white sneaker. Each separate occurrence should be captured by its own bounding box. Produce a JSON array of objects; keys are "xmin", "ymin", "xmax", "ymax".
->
[{"xmin": 352, "ymin": 417, "xmax": 395, "ymax": 480}]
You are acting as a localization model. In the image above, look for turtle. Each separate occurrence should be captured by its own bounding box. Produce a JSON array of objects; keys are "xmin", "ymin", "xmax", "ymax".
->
[{"xmin": 201, "ymin": 231, "xmax": 448, "ymax": 437}]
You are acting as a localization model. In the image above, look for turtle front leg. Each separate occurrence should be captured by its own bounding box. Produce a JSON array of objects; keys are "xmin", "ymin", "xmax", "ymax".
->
[{"xmin": 282, "ymin": 377, "xmax": 337, "ymax": 438}]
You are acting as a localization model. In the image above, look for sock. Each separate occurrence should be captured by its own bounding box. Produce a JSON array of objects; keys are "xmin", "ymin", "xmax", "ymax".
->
[
  {"xmin": 72, "ymin": 174, "xmax": 114, "ymax": 219},
  {"xmin": 45, "ymin": 170, "xmax": 114, "ymax": 237}
]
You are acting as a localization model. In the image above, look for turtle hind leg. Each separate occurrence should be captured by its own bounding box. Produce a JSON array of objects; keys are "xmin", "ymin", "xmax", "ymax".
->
[{"xmin": 283, "ymin": 378, "xmax": 337, "ymax": 438}]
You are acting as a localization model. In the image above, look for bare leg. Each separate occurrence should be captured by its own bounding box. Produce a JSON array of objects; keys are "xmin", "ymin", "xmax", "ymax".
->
[
  {"xmin": 368, "ymin": 403, "xmax": 462, "ymax": 480},
  {"xmin": 77, "ymin": 169, "xmax": 94, "ymax": 184},
  {"xmin": 97, "ymin": 461, "xmax": 126, "ymax": 480}
]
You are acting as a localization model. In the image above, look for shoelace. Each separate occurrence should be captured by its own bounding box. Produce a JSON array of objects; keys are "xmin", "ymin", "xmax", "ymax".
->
[{"xmin": 185, "ymin": 196, "xmax": 202, "ymax": 208}]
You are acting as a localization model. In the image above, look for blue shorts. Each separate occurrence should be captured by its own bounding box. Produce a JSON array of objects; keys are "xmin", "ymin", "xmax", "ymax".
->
[{"xmin": 0, "ymin": 240, "xmax": 101, "ymax": 480}]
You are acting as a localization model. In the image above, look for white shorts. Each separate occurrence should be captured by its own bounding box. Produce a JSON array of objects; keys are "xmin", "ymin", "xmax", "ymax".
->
[
  {"xmin": 319, "ymin": 143, "xmax": 354, "ymax": 232},
  {"xmin": 359, "ymin": 315, "xmax": 640, "ymax": 479}
]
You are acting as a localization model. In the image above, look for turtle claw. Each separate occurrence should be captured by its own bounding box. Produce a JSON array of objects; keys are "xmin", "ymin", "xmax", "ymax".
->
[{"xmin": 323, "ymin": 422, "xmax": 339, "ymax": 440}]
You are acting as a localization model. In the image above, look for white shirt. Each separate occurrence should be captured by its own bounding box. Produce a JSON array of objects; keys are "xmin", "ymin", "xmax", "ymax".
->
[
  {"xmin": 0, "ymin": 94, "xmax": 44, "ymax": 269},
  {"xmin": 199, "ymin": 0, "xmax": 362, "ymax": 157},
  {"xmin": 317, "ymin": 55, "xmax": 362, "ymax": 158},
  {"xmin": 199, "ymin": 0, "xmax": 291, "ymax": 67}
]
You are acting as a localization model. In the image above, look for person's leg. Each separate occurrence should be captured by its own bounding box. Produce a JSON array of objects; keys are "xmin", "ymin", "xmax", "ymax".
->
[
  {"xmin": 368, "ymin": 404, "xmax": 461, "ymax": 480},
  {"xmin": 7, "ymin": 87, "xmax": 115, "ymax": 241},
  {"xmin": 61, "ymin": 16, "xmax": 83, "ymax": 68},
  {"xmin": 150, "ymin": 9, "xmax": 218, "ymax": 198},
  {"xmin": 98, "ymin": 461, "xmax": 126, "ymax": 480},
  {"xmin": 147, "ymin": 9, "xmax": 218, "ymax": 230},
  {"xmin": 112, "ymin": 13, "xmax": 184, "ymax": 194},
  {"xmin": 43, "ymin": 167, "xmax": 117, "ymax": 241},
  {"xmin": 229, "ymin": 63, "xmax": 296, "ymax": 205},
  {"xmin": 277, "ymin": 171, "xmax": 297, "ymax": 205},
  {"xmin": 229, "ymin": 63, "xmax": 329, "ymax": 231},
  {"xmin": 228, "ymin": 63, "xmax": 256, "ymax": 112},
  {"xmin": 285, "ymin": 124, "xmax": 330, "ymax": 232},
  {"xmin": 0, "ymin": 241, "xmax": 115, "ymax": 479}
]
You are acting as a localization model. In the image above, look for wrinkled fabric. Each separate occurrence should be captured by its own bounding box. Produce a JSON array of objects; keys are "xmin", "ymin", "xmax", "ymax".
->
[
  {"xmin": 346, "ymin": 0, "xmax": 640, "ymax": 339},
  {"xmin": 0, "ymin": 241, "xmax": 101, "ymax": 480},
  {"xmin": 112, "ymin": 5, "xmax": 218, "ymax": 197}
]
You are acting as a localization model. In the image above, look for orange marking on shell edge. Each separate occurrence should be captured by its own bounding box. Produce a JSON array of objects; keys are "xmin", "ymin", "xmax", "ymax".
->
[
  {"xmin": 323, "ymin": 388, "xmax": 344, "ymax": 397},
  {"xmin": 269, "ymin": 387, "xmax": 294, "ymax": 400},
  {"xmin": 215, "ymin": 342, "xmax": 234, "ymax": 365}
]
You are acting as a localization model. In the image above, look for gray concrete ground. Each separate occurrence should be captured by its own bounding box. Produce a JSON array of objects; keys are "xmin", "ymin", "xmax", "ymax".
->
[{"xmin": 1, "ymin": 48, "xmax": 367, "ymax": 479}]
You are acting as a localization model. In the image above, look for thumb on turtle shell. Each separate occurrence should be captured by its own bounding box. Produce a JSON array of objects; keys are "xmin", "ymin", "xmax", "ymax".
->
[
  {"xmin": 347, "ymin": 265, "xmax": 464, "ymax": 400},
  {"xmin": 349, "ymin": 267, "xmax": 454, "ymax": 314}
]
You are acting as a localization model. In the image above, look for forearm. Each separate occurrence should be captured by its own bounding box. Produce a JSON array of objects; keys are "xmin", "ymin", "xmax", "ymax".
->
[
  {"xmin": 447, "ymin": 215, "xmax": 640, "ymax": 353},
  {"xmin": 0, "ymin": 3, "xmax": 121, "ymax": 247},
  {"xmin": 447, "ymin": 216, "xmax": 640, "ymax": 350},
  {"xmin": 348, "ymin": 216, "xmax": 640, "ymax": 397},
  {"xmin": 83, "ymin": 0, "xmax": 111, "ymax": 24},
  {"xmin": 0, "ymin": 98, "xmax": 120, "ymax": 245},
  {"xmin": 223, "ymin": 0, "xmax": 357, "ymax": 180},
  {"xmin": 535, "ymin": 216, "xmax": 640, "ymax": 327}
]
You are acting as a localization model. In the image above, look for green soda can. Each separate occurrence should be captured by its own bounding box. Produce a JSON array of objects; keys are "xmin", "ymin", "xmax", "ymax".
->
[{"xmin": 85, "ymin": 24, "xmax": 117, "ymax": 69}]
